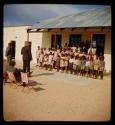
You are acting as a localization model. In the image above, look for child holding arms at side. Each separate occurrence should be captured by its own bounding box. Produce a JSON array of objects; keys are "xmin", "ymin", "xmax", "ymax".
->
[
  {"xmin": 93, "ymin": 55, "xmax": 100, "ymax": 79},
  {"xmin": 48, "ymin": 52, "xmax": 53, "ymax": 71},
  {"xmin": 98, "ymin": 56, "xmax": 105, "ymax": 80}
]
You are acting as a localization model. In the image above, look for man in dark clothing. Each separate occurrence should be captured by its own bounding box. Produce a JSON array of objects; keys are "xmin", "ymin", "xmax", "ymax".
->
[
  {"xmin": 21, "ymin": 41, "xmax": 32, "ymax": 76},
  {"xmin": 5, "ymin": 42, "xmax": 13, "ymax": 66}
]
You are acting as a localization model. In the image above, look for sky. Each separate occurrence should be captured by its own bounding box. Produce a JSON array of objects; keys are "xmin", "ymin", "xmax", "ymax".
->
[{"xmin": 4, "ymin": 4, "xmax": 108, "ymax": 26}]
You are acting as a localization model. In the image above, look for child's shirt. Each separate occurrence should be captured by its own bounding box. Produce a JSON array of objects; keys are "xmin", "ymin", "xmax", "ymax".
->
[
  {"xmin": 69, "ymin": 58, "xmax": 74, "ymax": 63},
  {"xmin": 43, "ymin": 57, "xmax": 48, "ymax": 65},
  {"xmin": 94, "ymin": 59, "xmax": 99, "ymax": 70},
  {"xmin": 48, "ymin": 55, "xmax": 53, "ymax": 65},
  {"xmin": 36, "ymin": 49, "xmax": 41, "ymax": 58},
  {"xmin": 39, "ymin": 54, "xmax": 44, "ymax": 62},
  {"xmin": 85, "ymin": 60, "xmax": 90, "ymax": 67},
  {"xmin": 99, "ymin": 60, "xmax": 105, "ymax": 71}
]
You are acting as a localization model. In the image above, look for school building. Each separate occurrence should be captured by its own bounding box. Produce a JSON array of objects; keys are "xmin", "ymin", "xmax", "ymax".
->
[{"xmin": 3, "ymin": 6, "xmax": 111, "ymax": 72}]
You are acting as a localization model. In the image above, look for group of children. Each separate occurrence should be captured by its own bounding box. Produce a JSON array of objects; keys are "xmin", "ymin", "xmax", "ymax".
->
[{"xmin": 36, "ymin": 46, "xmax": 105, "ymax": 80}]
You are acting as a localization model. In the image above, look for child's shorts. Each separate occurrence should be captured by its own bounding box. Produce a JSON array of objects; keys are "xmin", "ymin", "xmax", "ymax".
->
[{"xmin": 73, "ymin": 64, "xmax": 77, "ymax": 70}]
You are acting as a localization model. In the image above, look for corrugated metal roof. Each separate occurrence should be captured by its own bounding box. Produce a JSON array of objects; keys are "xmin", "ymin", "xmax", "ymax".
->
[{"xmin": 31, "ymin": 6, "xmax": 111, "ymax": 29}]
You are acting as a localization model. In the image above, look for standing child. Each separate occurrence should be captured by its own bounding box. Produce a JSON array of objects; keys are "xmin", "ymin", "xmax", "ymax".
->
[
  {"xmin": 39, "ymin": 51, "xmax": 44, "ymax": 68},
  {"xmin": 89, "ymin": 55, "xmax": 94, "ymax": 78},
  {"xmin": 48, "ymin": 52, "xmax": 53, "ymax": 71},
  {"xmin": 64, "ymin": 53, "xmax": 69, "ymax": 73},
  {"xmin": 36, "ymin": 46, "xmax": 41, "ymax": 66},
  {"xmin": 75, "ymin": 55, "xmax": 81, "ymax": 75},
  {"xmin": 99, "ymin": 57, "xmax": 105, "ymax": 80},
  {"xmin": 93, "ymin": 55, "xmax": 99, "ymax": 79},
  {"xmin": 80, "ymin": 56, "xmax": 86, "ymax": 76},
  {"xmin": 43, "ymin": 54, "xmax": 48, "ymax": 70},
  {"xmin": 60, "ymin": 54, "xmax": 65, "ymax": 73},
  {"xmin": 68, "ymin": 55, "xmax": 74, "ymax": 74},
  {"xmin": 73, "ymin": 56, "xmax": 77, "ymax": 75},
  {"xmin": 53, "ymin": 49, "xmax": 58, "ymax": 69},
  {"xmin": 85, "ymin": 57, "xmax": 90, "ymax": 77},
  {"xmin": 56, "ymin": 55, "xmax": 60, "ymax": 72}
]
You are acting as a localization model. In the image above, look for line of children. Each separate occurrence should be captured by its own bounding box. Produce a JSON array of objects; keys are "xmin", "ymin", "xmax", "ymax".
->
[{"xmin": 36, "ymin": 47, "xmax": 105, "ymax": 80}]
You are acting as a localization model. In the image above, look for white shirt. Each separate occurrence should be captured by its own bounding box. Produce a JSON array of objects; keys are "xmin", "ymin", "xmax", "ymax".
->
[
  {"xmin": 88, "ymin": 48, "xmax": 96, "ymax": 54},
  {"xmin": 69, "ymin": 58, "xmax": 74, "ymax": 63},
  {"xmin": 85, "ymin": 61, "xmax": 90, "ymax": 66}
]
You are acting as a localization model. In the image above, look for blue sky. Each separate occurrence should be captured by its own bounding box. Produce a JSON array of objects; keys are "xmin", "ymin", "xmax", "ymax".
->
[{"xmin": 4, "ymin": 4, "xmax": 108, "ymax": 26}]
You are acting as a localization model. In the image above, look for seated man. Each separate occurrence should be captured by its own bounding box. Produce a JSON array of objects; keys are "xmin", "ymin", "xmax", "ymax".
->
[{"xmin": 7, "ymin": 60, "xmax": 23, "ymax": 81}]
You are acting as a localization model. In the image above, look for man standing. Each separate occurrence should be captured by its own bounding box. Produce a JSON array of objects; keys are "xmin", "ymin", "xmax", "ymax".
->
[
  {"xmin": 21, "ymin": 41, "xmax": 32, "ymax": 76},
  {"xmin": 5, "ymin": 42, "xmax": 13, "ymax": 66}
]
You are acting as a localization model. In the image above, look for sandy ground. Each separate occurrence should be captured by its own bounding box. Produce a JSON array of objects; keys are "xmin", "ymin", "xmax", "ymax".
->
[{"xmin": 3, "ymin": 61, "xmax": 111, "ymax": 121}]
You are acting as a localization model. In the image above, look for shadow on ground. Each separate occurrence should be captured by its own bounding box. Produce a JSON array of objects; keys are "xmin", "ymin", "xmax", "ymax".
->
[
  {"xmin": 33, "ymin": 87, "xmax": 45, "ymax": 92},
  {"xmin": 28, "ymin": 80, "xmax": 46, "ymax": 86},
  {"xmin": 31, "ymin": 73, "xmax": 54, "ymax": 77}
]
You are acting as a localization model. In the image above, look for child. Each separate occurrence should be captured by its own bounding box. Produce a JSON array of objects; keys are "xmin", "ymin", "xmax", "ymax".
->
[
  {"xmin": 93, "ymin": 55, "xmax": 99, "ymax": 79},
  {"xmin": 36, "ymin": 46, "xmax": 41, "ymax": 66},
  {"xmin": 43, "ymin": 54, "xmax": 48, "ymax": 70},
  {"xmin": 73, "ymin": 56, "xmax": 77, "ymax": 75},
  {"xmin": 98, "ymin": 56, "xmax": 105, "ymax": 80},
  {"xmin": 43, "ymin": 48, "xmax": 47, "ymax": 55},
  {"xmin": 75, "ymin": 56, "xmax": 81, "ymax": 75},
  {"xmin": 64, "ymin": 53, "xmax": 69, "ymax": 73},
  {"xmin": 46, "ymin": 48, "xmax": 51, "ymax": 55},
  {"xmin": 68, "ymin": 55, "xmax": 74, "ymax": 74},
  {"xmin": 85, "ymin": 57, "xmax": 90, "ymax": 77},
  {"xmin": 89, "ymin": 55, "xmax": 94, "ymax": 78},
  {"xmin": 60, "ymin": 54, "xmax": 65, "ymax": 73},
  {"xmin": 53, "ymin": 49, "xmax": 58, "ymax": 69},
  {"xmin": 56, "ymin": 55, "xmax": 60, "ymax": 72},
  {"xmin": 39, "ymin": 51, "xmax": 44, "ymax": 68},
  {"xmin": 48, "ymin": 52, "xmax": 53, "ymax": 71},
  {"xmin": 80, "ymin": 56, "xmax": 86, "ymax": 76}
]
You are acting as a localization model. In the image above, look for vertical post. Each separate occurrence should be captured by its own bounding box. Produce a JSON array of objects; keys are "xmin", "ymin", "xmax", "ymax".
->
[
  {"xmin": 91, "ymin": 32, "xmax": 93, "ymax": 48},
  {"xmin": 27, "ymin": 29, "xmax": 30, "ymax": 41},
  {"xmin": 55, "ymin": 32, "xmax": 56, "ymax": 49}
]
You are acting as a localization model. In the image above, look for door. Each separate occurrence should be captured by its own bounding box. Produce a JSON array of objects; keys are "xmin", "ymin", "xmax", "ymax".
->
[
  {"xmin": 51, "ymin": 35, "xmax": 55, "ymax": 48},
  {"xmin": 93, "ymin": 34, "xmax": 105, "ymax": 55},
  {"xmin": 56, "ymin": 34, "xmax": 62, "ymax": 48},
  {"xmin": 69, "ymin": 34, "xmax": 82, "ymax": 47},
  {"xmin": 51, "ymin": 34, "xmax": 62, "ymax": 48},
  {"xmin": 11, "ymin": 40, "xmax": 16, "ymax": 59}
]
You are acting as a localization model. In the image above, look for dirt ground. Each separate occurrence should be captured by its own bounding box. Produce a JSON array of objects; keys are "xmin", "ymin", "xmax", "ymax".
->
[{"xmin": 3, "ymin": 61, "xmax": 111, "ymax": 121}]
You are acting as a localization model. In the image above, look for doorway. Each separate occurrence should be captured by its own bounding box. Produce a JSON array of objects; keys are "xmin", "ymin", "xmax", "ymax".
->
[
  {"xmin": 51, "ymin": 34, "xmax": 62, "ymax": 48},
  {"xmin": 56, "ymin": 34, "xmax": 62, "ymax": 48},
  {"xmin": 11, "ymin": 41, "xmax": 16, "ymax": 59},
  {"xmin": 93, "ymin": 34, "xmax": 105, "ymax": 55}
]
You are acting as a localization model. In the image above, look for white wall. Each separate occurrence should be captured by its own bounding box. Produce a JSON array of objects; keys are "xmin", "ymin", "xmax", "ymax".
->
[
  {"xmin": 3, "ymin": 26, "xmax": 29, "ymax": 62},
  {"xmin": 104, "ymin": 32, "xmax": 111, "ymax": 72},
  {"xmin": 29, "ymin": 32, "xmax": 43, "ymax": 62},
  {"xmin": 3, "ymin": 26, "xmax": 43, "ymax": 64},
  {"xmin": 42, "ymin": 32, "xmax": 51, "ymax": 48}
]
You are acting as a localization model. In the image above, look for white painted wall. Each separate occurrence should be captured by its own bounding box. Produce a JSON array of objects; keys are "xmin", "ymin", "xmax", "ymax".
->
[
  {"xmin": 29, "ymin": 32, "xmax": 43, "ymax": 62},
  {"xmin": 3, "ymin": 26, "xmax": 43, "ymax": 64},
  {"xmin": 42, "ymin": 32, "xmax": 51, "ymax": 48},
  {"xmin": 3, "ymin": 26, "xmax": 29, "ymax": 62},
  {"xmin": 104, "ymin": 32, "xmax": 111, "ymax": 72}
]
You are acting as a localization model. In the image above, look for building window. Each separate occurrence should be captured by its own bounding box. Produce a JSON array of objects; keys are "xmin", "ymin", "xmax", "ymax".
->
[{"xmin": 69, "ymin": 34, "xmax": 82, "ymax": 47}]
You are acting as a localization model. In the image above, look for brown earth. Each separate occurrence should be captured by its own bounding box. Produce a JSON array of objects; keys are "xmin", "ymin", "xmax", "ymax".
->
[{"xmin": 3, "ymin": 61, "xmax": 111, "ymax": 121}]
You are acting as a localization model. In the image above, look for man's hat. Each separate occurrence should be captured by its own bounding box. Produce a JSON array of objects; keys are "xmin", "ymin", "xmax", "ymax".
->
[{"xmin": 25, "ymin": 41, "xmax": 29, "ymax": 46}]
